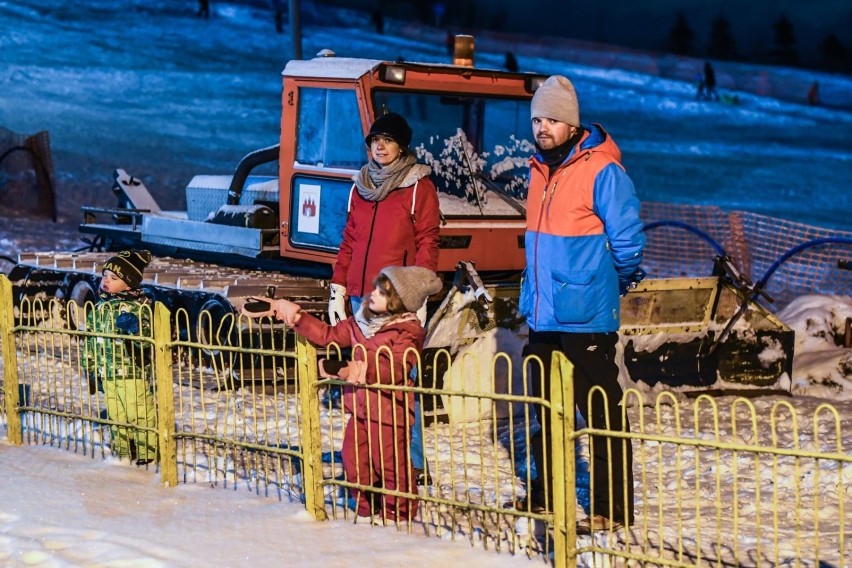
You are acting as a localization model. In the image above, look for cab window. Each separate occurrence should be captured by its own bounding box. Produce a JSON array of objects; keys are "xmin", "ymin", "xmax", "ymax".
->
[
  {"xmin": 296, "ymin": 88, "xmax": 363, "ymax": 169},
  {"xmin": 372, "ymin": 91, "xmax": 533, "ymax": 218}
]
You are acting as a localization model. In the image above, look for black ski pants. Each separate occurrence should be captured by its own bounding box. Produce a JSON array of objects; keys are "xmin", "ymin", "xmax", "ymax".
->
[{"xmin": 525, "ymin": 330, "xmax": 634, "ymax": 525}]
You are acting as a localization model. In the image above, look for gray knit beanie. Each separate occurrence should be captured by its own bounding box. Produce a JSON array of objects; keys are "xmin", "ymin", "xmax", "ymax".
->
[
  {"xmin": 380, "ymin": 266, "xmax": 443, "ymax": 312},
  {"xmin": 530, "ymin": 75, "xmax": 580, "ymax": 127}
]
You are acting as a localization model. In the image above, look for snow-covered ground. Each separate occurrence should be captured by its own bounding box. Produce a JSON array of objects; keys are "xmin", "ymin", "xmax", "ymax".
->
[
  {"xmin": 0, "ymin": 440, "xmax": 535, "ymax": 568},
  {"xmin": 1, "ymin": 0, "xmax": 850, "ymax": 566}
]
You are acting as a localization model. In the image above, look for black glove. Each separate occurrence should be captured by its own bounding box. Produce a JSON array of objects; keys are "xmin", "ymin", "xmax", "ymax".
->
[
  {"xmin": 87, "ymin": 372, "xmax": 101, "ymax": 395},
  {"xmin": 619, "ymin": 267, "xmax": 647, "ymax": 296},
  {"xmin": 115, "ymin": 312, "xmax": 140, "ymax": 334}
]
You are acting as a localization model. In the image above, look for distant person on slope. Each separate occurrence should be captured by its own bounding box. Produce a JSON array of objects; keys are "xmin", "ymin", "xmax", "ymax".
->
[
  {"xmin": 273, "ymin": 0, "xmax": 284, "ymax": 33},
  {"xmin": 520, "ymin": 75, "xmax": 646, "ymax": 534},
  {"xmin": 197, "ymin": 0, "xmax": 210, "ymax": 19},
  {"xmin": 694, "ymin": 72, "xmax": 706, "ymax": 100},
  {"xmin": 703, "ymin": 61, "xmax": 719, "ymax": 101},
  {"xmin": 504, "ymin": 51, "xmax": 519, "ymax": 72},
  {"xmin": 370, "ymin": 8, "xmax": 384, "ymax": 34},
  {"xmin": 807, "ymin": 81, "xmax": 820, "ymax": 106}
]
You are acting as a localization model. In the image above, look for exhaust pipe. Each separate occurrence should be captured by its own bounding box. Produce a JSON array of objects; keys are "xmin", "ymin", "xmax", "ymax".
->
[{"xmin": 227, "ymin": 144, "xmax": 280, "ymax": 206}]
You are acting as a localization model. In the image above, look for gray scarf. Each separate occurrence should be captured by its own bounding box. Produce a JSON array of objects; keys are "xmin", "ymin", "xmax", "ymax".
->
[
  {"xmin": 354, "ymin": 303, "xmax": 418, "ymax": 339},
  {"xmin": 353, "ymin": 154, "xmax": 432, "ymax": 202}
]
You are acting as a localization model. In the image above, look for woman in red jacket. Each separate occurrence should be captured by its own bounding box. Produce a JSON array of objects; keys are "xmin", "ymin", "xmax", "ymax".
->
[
  {"xmin": 244, "ymin": 265, "xmax": 443, "ymax": 524},
  {"xmin": 328, "ymin": 112, "xmax": 441, "ymax": 325}
]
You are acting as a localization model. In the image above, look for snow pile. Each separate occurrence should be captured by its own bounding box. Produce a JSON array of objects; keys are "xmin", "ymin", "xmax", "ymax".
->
[{"xmin": 776, "ymin": 294, "xmax": 852, "ymax": 399}]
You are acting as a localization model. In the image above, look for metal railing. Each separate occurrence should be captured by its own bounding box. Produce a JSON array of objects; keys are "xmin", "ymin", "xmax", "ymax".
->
[{"xmin": 1, "ymin": 274, "xmax": 849, "ymax": 567}]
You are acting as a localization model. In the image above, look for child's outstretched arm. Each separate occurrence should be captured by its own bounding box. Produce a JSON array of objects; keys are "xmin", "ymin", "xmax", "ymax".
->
[
  {"xmin": 291, "ymin": 310, "xmax": 353, "ymax": 348},
  {"xmin": 241, "ymin": 297, "xmax": 303, "ymax": 326},
  {"xmin": 242, "ymin": 296, "xmax": 353, "ymax": 349}
]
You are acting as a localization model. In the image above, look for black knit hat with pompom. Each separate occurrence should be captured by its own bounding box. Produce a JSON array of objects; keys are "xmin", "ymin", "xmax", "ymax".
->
[{"xmin": 102, "ymin": 250, "xmax": 152, "ymax": 287}]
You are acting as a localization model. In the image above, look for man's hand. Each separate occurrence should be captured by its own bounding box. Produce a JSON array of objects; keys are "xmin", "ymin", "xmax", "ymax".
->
[
  {"xmin": 619, "ymin": 267, "xmax": 647, "ymax": 296},
  {"xmin": 327, "ymin": 283, "xmax": 347, "ymax": 325}
]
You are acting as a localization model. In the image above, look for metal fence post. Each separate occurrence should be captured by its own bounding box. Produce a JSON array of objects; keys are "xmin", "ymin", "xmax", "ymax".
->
[
  {"xmin": 152, "ymin": 301, "xmax": 177, "ymax": 487},
  {"xmin": 0, "ymin": 274, "xmax": 22, "ymax": 445},
  {"xmin": 551, "ymin": 350, "xmax": 576, "ymax": 568},
  {"xmin": 295, "ymin": 333, "xmax": 327, "ymax": 521}
]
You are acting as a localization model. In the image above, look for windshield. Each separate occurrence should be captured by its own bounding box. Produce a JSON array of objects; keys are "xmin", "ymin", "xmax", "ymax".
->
[{"xmin": 372, "ymin": 91, "xmax": 533, "ymax": 218}]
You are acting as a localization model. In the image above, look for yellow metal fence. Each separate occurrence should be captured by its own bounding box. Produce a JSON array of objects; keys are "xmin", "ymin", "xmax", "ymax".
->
[{"xmin": 1, "ymin": 274, "xmax": 849, "ymax": 567}]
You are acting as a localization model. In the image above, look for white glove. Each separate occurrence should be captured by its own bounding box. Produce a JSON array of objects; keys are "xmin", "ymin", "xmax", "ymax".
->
[
  {"xmin": 328, "ymin": 283, "xmax": 347, "ymax": 324},
  {"xmin": 416, "ymin": 300, "xmax": 428, "ymax": 327}
]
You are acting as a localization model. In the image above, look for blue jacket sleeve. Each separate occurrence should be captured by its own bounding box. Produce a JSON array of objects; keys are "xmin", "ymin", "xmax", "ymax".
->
[{"xmin": 593, "ymin": 163, "xmax": 646, "ymax": 281}]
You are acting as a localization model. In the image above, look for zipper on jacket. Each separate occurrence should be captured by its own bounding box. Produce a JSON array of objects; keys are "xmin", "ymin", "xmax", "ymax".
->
[
  {"xmin": 533, "ymin": 161, "xmax": 565, "ymax": 322},
  {"xmin": 360, "ymin": 202, "xmax": 379, "ymax": 295},
  {"xmin": 531, "ymin": 153, "xmax": 576, "ymax": 323},
  {"xmin": 533, "ymin": 151, "xmax": 585, "ymax": 321},
  {"xmin": 544, "ymin": 167, "xmax": 571, "ymax": 216},
  {"xmin": 532, "ymin": 174, "xmax": 548, "ymax": 323}
]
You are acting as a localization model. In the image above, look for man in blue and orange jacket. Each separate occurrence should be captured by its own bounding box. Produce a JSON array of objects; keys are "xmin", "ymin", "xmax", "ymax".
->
[{"xmin": 519, "ymin": 75, "xmax": 646, "ymax": 534}]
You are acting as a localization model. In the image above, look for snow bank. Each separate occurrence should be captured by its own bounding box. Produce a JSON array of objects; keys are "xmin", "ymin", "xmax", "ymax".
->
[{"xmin": 777, "ymin": 294, "xmax": 852, "ymax": 399}]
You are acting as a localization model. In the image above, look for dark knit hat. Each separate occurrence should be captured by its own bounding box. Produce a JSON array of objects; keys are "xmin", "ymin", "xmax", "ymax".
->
[
  {"xmin": 102, "ymin": 250, "xmax": 152, "ymax": 288},
  {"xmin": 530, "ymin": 75, "xmax": 580, "ymax": 127},
  {"xmin": 365, "ymin": 112, "xmax": 412, "ymax": 148},
  {"xmin": 380, "ymin": 266, "xmax": 442, "ymax": 312}
]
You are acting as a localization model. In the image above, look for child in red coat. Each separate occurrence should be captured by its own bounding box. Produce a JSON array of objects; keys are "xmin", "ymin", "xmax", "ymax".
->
[{"xmin": 244, "ymin": 266, "xmax": 442, "ymax": 523}]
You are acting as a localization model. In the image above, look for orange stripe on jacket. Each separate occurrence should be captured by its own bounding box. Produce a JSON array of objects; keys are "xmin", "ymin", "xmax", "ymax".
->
[{"xmin": 526, "ymin": 130, "xmax": 627, "ymax": 238}]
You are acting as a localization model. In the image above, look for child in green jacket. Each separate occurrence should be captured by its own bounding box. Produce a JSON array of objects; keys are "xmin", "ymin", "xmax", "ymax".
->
[{"xmin": 82, "ymin": 250, "xmax": 158, "ymax": 465}]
